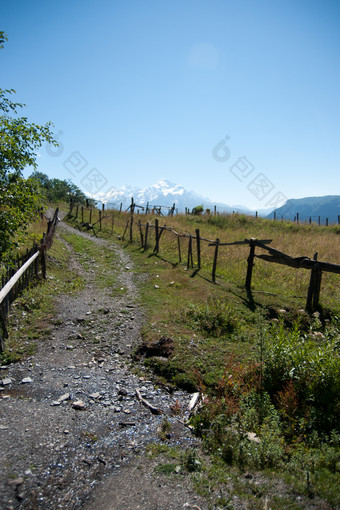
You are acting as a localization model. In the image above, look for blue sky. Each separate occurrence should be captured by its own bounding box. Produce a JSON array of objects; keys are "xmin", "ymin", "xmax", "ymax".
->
[{"xmin": 2, "ymin": 0, "xmax": 340, "ymax": 209}]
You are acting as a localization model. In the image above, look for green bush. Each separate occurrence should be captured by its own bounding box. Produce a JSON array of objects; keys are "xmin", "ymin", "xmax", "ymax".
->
[{"xmin": 262, "ymin": 320, "xmax": 340, "ymax": 434}]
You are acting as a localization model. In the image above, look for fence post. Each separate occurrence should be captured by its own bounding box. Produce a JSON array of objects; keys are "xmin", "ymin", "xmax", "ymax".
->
[
  {"xmin": 89, "ymin": 208, "xmax": 92, "ymax": 224},
  {"xmin": 144, "ymin": 222, "xmax": 149, "ymax": 249},
  {"xmin": 177, "ymin": 235, "xmax": 181, "ymax": 262},
  {"xmin": 154, "ymin": 219, "xmax": 159, "ymax": 253},
  {"xmin": 338, "ymin": 215, "xmax": 340, "ymax": 225},
  {"xmin": 306, "ymin": 253, "xmax": 322, "ymax": 312},
  {"xmin": 138, "ymin": 220, "xmax": 144, "ymax": 247},
  {"xmin": 40, "ymin": 237, "xmax": 46, "ymax": 279},
  {"xmin": 81, "ymin": 206, "xmax": 84, "ymax": 223},
  {"xmin": 130, "ymin": 197, "xmax": 134, "ymax": 243},
  {"xmin": 245, "ymin": 239, "xmax": 255, "ymax": 291},
  {"xmin": 212, "ymin": 238, "xmax": 219, "ymax": 283},
  {"xmin": 326, "ymin": 218, "xmax": 328, "ymax": 227},
  {"xmin": 187, "ymin": 235, "xmax": 193, "ymax": 269},
  {"xmin": 318, "ymin": 216, "xmax": 321, "ymax": 226},
  {"xmin": 196, "ymin": 229, "xmax": 201, "ymax": 270}
]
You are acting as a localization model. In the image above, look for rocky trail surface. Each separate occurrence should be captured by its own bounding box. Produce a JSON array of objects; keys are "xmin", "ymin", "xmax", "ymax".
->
[{"xmin": 0, "ymin": 220, "xmax": 208, "ymax": 510}]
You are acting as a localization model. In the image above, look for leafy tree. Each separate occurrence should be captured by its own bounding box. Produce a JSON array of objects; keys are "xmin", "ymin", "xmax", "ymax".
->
[
  {"xmin": 0, "ymin": 32, "xmax": 57, "ymax": 261},
  {"xmin": 30, "ymin": 171, "xmax": 96, "ymax": 206}
]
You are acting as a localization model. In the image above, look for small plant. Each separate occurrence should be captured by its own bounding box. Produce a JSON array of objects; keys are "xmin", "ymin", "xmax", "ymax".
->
[
  {"xmin": 185, "ymin": 297, "xmax": 237, "ymax": 337},
  {"xmin": 157, "ymin": 417, "xmax": 172, "ymax": 441}
]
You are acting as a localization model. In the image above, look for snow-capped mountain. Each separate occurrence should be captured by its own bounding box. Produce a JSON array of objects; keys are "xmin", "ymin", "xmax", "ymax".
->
[
  {"xmin": 90, "ymin": 178, "xmax": 276, "ymax": 214},
  {"xmin": 91, "ymin": 178, "xmax": 235, "ymax": 212}
]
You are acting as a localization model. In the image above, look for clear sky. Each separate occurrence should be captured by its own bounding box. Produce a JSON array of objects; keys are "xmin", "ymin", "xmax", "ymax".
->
[{"xmin": 2, "ymin": 0, "xmax": 340, "ymax": 209}]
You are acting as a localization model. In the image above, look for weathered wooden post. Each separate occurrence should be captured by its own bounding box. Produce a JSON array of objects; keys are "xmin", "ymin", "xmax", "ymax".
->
[
  {"xmin": 338, "ymin": 215, "xmax": 340, "ymax": 225},
  {"xmin": 326, "ymin": 218, "xmax": 329, "ymax": 227},
  {"xmin": 245, "ymin": 239, "xmax": 256, "ymax": 291},
  {"xmin": 177, "ymin": 235, "xmax": 181, "ymax": 262},
  {"xmin": 154, "ymin": 219, "xmax": 159, "ymax": 253},
  {"xmin": 318, "ymin": 216, "xmax": 321, "ymax": 226},
  {"xmin": 144, "ymin": 222, "xmax": 149, "ymax": 249},
  {"xmin": 119, "ymin": 202, "xmax": 122, "ymax": 213},
  {"xmin": 274, "ymin": 211, "xmax": 276, "ymax": 221},
  {"xmin": 89, "ymin": 208, "xmax": 92, "ymax": 224},
  {"xmin": 212, "ymin": 238, "xmax": 219, "ymax": 283},
  {"xmin": 138, "ymin": 220, "xmax": 144, "ymax": 247},
  {"xmin": 296, "ymin": 212, "xmax": 299, "ymax": 224},
  {"xmin": 81, "ymin": 206, "xmax": 84, "ymax": 223},
  {"xmin": 306, "ymin": 253, "xmax": 322, "ymax": 312},
  {"xmin": 130, "ymin": 197, "xmax": 134, "ymax": 243},
  {"xmin": 196, "ymin": 229, "xmax": 201, "ymax": 270},
  {"xmin": 99, "ymin": 210, "xmax": 102, "ymax": 231},
  {"xmin": 187, "ymin": 235, "xmax": 192, "ymax": 269},
  {"xmin": 40, "ymin": 236, "xmax": 46, "ymax": 279},
  {"xmin": 102, "ymin": 203, "xmax": 105, "ymax": 212}
]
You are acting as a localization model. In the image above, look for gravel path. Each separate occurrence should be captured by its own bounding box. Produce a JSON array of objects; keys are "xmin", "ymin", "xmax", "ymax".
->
[{"xmin": 0, "ymin": 220, "xmax": 207, "ymax": 510}]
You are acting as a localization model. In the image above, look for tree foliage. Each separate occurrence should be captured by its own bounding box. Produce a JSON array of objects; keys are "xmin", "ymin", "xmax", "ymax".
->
[
  {"xmin": 30, "ymin": 171, "xmax": 96, "ymax": 206},
  {"xmin": 0, "ymin": 32, "xmax": 57, "ymax": 261}
]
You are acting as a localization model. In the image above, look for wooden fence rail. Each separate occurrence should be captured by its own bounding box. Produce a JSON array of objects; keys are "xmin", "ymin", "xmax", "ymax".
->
[{"xmin": 0, "ymin": 208, "xmax": 60, "ymax": 352}]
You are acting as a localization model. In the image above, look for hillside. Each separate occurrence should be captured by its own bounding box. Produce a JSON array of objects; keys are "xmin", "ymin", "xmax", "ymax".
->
[{"xmin": 268, "ymin": 195, "xmax": 340, "ymax": 223}]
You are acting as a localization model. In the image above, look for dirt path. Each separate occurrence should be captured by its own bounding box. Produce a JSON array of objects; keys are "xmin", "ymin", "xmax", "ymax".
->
[{"xmin": 0, "ymin": 221, "xmax": 209, "ymax": 510}]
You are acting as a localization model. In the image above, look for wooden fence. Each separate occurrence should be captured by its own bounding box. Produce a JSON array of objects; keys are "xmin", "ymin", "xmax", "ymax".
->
[
  {"xmin": 67, "ymin": 200, "xmax": 340, "ymax": 312},
  {"xmin": 0, "ymin": 208, "xmax": 59, "ymax": 352}
]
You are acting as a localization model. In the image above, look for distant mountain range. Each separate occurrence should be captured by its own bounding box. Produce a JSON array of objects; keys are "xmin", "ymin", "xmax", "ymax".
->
[
  {"xmin": 91, "ymin": 178, "xmax": 269, "ymax": 214},
  {"xmin": 267, "ymin": 195, "xmax": 340, "ymax": 224},
  {"xmin": 90, "ymin": 179, "xmax": 340, "ymax": 223}
]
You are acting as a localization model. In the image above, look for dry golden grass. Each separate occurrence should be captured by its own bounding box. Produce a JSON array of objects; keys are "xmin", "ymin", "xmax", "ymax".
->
[{"xmin": 78, "ymin": 207, "xmax": 339, "ymax": 312}]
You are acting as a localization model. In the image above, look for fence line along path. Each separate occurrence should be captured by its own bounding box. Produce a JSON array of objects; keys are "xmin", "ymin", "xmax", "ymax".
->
[{"xmin": 0, "ymin": 208, "xmax": 59, "ymax": 352}]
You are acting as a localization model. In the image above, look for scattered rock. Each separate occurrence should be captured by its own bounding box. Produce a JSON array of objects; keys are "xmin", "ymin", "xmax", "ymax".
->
[
  {"xmin": 1, "ymin": 378, "xmax": 12, "ymax": 386},
  {"xmin": 21, "ymin": 377, "xmax": 33, "ymax": 384},
  {"xmin": 57, "ymin": 393, "xmax": 70, "ymax": 402},
  {"xmin": 72, "ymin": 400, "xmax": 86, "ymax": 410},
  {"xmin": 7, "ymin": 477, "xmax": 24, "ymax": 487}
]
